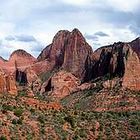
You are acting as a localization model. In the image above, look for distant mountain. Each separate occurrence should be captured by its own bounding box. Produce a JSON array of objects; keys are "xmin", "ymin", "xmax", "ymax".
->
[
  {"xmin": 0, "ymin": 28, "xmax": 140, "ymax": 98},
  {"xmin": 0, "ymin": 29, "xmax": 140, "ymax": 139},
  {"xmin": 9, "ymin": 49, "xmax": 36, "ymax": 67},
  {"xmin": 38, "ymin": 28, "xmax": 93, "ymax": 81}
]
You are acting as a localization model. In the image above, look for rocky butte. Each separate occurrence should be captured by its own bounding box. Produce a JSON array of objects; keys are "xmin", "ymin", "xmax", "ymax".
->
[
  {"xmin": 0, "ymin": 28, "xmax": 140, "ymax": 139},
  {"xmin": 0, "ymin": 29, "xmax": 139, "ymax": 96},
  {"xmin": 0, "ymin": 29, "xmax": 140, "ymax": 97}
]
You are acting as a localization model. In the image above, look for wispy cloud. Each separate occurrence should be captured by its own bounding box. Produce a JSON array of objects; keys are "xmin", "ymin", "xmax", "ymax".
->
[
  {"xmin": 5, "ymin": 36, "xmax": 15, "ymax": 41},
  {"xmin": 15, "ymin": 35, "xmax": 37, "ymax": 42},
  {"xmin": 0, "ymin": 0, "xmax": 139, "ymax": 58},
  {"xmin": 85, "ymin": 34, "xmax": 99, "ymax": 41},
  {"xmin": 5, "ymin": 35, "xmax": 37, "ymax": 42},
  {"xmin": 94, "ymin": 31, "xmax": 109, "ymax": 37}
]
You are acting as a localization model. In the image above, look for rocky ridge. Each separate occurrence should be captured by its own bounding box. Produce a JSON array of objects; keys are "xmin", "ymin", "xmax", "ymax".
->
[
  {"xmin": 38, "ymin": 29, "xmax": 93, "ymax": 81},
  {"xmin": 0, "ymin": 29, "xmax": 140, "ymax": 97},
  {"xmin": 0, "ymin": 28, "xmax": 140, "ymax": 139}
]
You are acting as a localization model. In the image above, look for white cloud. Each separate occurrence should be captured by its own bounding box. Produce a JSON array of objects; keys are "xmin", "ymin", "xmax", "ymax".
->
[
  {"xmin": 0, "ymin": 22, "xmax": 15, "ymax": 37},
  {"xmin": 106, "ymin": 0, "xmax": 140, "ymax": 12},
  {"xmin": 0, "ymin": 0, "xmax": 139, "ymax": 58},
  {"xmin": 60, "ymin": 0, "xmax": 92, "ymax": 5}
]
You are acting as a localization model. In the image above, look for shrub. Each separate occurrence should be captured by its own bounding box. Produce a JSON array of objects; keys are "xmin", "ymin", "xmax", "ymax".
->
[
  {"xmin": 18, "ymin": 91, "xmax": 27, "ymax": 97},
  {"xmin": 30, "ymin": 108, "xmax": 35, "ymax": 113},
  {"xmin": 78, "ymin": 129, "xmax": 87, "ymax": 138},
  {"xmin": 0, "ymin": 136, "xmax": 7, "ymax": 140},
  {"xmin": 14, "ymin": 108, "xmax": 24, "ymax": 117},
  {"xmin": 12, "ymin": 119, "xmax": 17, "ymax": 125},
  {"xmin": 73, "ymin": 135, "xmax": 80, "ymax": 140},
  {"xmin": 64, "ymin": 115, "xmax": 75, "ymax": 128},
  {"xmin": 2, "ymin": 104, "xmax": 13, "ymax": 111},
  {"xmin": 40, "ymin": 71, "xmax": 52, "ymax": 83},
  {"xmin": 38, "ymin": 115, "xmax": 45, "ymax": 124},
  {"xmin": 12, "ymin": 118, "xmax": 23, "ymax": 125}
]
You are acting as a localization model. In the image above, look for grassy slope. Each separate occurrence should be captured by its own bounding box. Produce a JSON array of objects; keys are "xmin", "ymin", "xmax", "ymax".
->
[
  {"xmin": 0, "ymin": 88, "xmax": 140, "ymax": 139},
  {"xmin": 61, "ymin": 85, "xmax": 140, "ymax": 112}
]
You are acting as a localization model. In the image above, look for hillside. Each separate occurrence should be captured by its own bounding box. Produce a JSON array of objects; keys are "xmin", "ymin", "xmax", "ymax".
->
[{"xmin": 0, "ymin": 29, "xmax": 140, "ymax": 139}]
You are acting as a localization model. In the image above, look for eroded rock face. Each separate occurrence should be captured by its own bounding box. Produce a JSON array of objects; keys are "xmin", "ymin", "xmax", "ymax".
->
[
  {"xmin": 92, "ymin": 38, "xmax": 140, "ymax": 91},
  {"xmin": 40, "ymin": 71, "xmax": 80, "ymax": 98},
  {"xmin": 32, "ymin": 78, "xmax": 42, "ymax": 94},
  {"xmin": 1, "ymin": 29, "xmax": 140, "ymax": 96},
  {"xmin": 40, "ymin": 70, "xmax": 95, "ymax": 99},
  {"xmin": 62, "ymin": 29, "xmax": 93, "ymax": 81},
  {"xmin": 9, "ymin": 49, "xmax": 36, "ymax": 68},
  {"xmin": 6, "ymin": 75, "xmax": 17, "ymax": 95},
  {"xmin": 130, "ymin": 37, "xmax": 140, "ymax": 58},
  {"xmin": 122, "ymin": 47, "xmax": 140, "ymax": 90},
  {"xmin": 37, "ymin": 30, "xmax": 70, "ymax": 66},
  {"xmin": 51, "ymin": 71, "xmax": 80, "ymax": 98},
  {"xmin": 0, "ymin": 72, "xmax": 17, "ymax": 95},
  {"xmin": 38, "ymin": 29, "xmax": 93, "ymax": 81},
  {"xmin": 0, "ymin": 73, "xmax": 7, "ymax": 93},
  {"xmin": 27, "ymin": 60, "xmax": 55, "ymax": 76},
  {"xmin": 92, "ymin": 42, "xmax": 128, "ymax": 79},
  {"xmin": 15, "ymin": 69, "xmax": 28, "ymax": 86},
  {"xmin": 0, "ymin": 29, "xmax": 94, "ymax": 96},
  {"xmin": 0, "ymin": 49, "xmax": 36, "ymax": 74},
  {"xmin": 124, "ymin": 38, "xmax": 140, "ymax": 90}
]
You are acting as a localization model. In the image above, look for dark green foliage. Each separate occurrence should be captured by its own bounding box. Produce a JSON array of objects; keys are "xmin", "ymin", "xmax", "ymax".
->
[
  {"xmin": 14, "ymin": 108, "xmax": 24, "ymax": 117},
  {"xmin": 12, "ymin": 118, "xmax": 23, "ymax": 125},
  {"xmin": 39, "ymin": 69, "xmax": 59, "ymax": 83},
  {"xmin": 0, "ymin": 136, "xmax": 7, "ymax": 140},
  {"xmin": 0, "ymin": 90, "xmax": 140, "ymax": 139},
  {"xmin": 30, "ymin": 108, "xmax": 35, "ymax": 113},
  {"xmin": 12, "ymin": 119, "xmax": 17, "ymax": 124},
  {"xmin": 38, "ymin": 114, "xmax": 45, "ymax": 124},
  {"xmin": 77, "ymin": 128, "xmax": 87, "ymax": 138},
  {"xmin": 40, "ymin": 71, "xmax": 52, "ymax": 83},
  {"xmin": 18, "ymin": 90, "xmax": 27, "ymax": 97},
  {"xmin": 64, "ymin": 115, "xmax": 75, "ymax": 128},
  {"xmin": 2, "ymin": 104, "xmax": 13, "ymax": 111},
  {"xmin": 73, "ymin": 135, "xmax": 80, "ymax": 140}
]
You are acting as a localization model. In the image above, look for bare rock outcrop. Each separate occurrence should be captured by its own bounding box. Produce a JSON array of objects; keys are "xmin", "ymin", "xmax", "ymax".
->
[
  {"xmin": 1, "ymin": 29, "xmax": 140, "ymax": 96},
  {"xmin": 9, "ymin": 49, "xmax": 36, "ymax": 68},
  {"xmin": 122, "ymin": 46, "xmax": 140, "ymax": 90},
  {"xmin": 0, "ymin": 71, "xmax": 17, "ymax": 95},
  {"xmin": 37, "ymin": 29, "xmax": 93, "ymax": 81},
  {"xmin": 92, "ymin": 38, "xmax": 140, "ymax": 91},
  {"xmin": 40, "ymin": 70, "xmax": 95, "ymax": 99}
]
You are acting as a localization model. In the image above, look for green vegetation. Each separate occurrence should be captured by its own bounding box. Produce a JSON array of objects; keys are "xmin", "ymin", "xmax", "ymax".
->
[
  {"xmin": 64, "ymin": 115, "xmax": 75, "ymax": 128},
  {"xmin": 39, "ymin": 68, "xmax": 59, "ymax": 83},
  {"xmin": 2, "ymin": 104, "xmax": 13, "ymax": 112},
  {"xmin": 40, "ymin": 71, "xmax": 53, "ymax": 83},
  {"xmin": 0, "ymin": 136, "xmax": 7, "ymax": 140},
  {"xmin": 0, "ymin": 88, "xmax": 140, "ymax": 139},
  {"xmin": 38, "ymin": 114, "xmax": 46, "ymax": 124},
  {"xmin": 12, "ymin": 118, "xmax": 23, "ymax": 125},
  {"xmin": 14, "ymin": 108, "xmax": 24, "ymax": 117},
  {"xmin": 17, "ymin": 90, "xmax": 27, "ymax": 97}
]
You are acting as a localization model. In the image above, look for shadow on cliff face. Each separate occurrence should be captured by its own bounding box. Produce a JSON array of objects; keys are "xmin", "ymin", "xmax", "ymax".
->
[
  {"xmin": 114, "ymin": 46, "xmax": 125, "ymax": 77},
  {"xmin": 91, "ymin": 43, "xmax": 125, "ymax": 81},
  {"xmin": 16, "ymin": 69, "xmax": 28, "ymax": 86},
  {"xmin": 83, "ymin": 55, "xmax": 94, "ymax": 83},
  {"xmin": 45, "ymin": 78, "xmax": 52, "ymax": 92}
]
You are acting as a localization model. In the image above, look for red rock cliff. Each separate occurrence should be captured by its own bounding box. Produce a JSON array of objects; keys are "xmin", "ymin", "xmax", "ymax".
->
[{"xmin": 37, "ymin": 29, "xmax": 93, "ymax": 81}]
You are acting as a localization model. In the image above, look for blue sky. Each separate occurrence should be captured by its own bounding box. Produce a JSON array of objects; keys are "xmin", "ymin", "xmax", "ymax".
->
[{"xmin": 0, "ymin": 0, "xmax": 140, "ymax": 59}]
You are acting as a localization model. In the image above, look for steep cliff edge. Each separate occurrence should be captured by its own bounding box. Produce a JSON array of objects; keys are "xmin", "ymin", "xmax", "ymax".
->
[
  {"xmin": 1, "ymin": 29, "xmax": 140, "ymax": 96},
  {"xmin": 9, "ymin": 49, "xmax": 36, "ymax": 68},
  {"xmin": 37, "ymin": 29, "xmax": 93, "ymax": 81},
  {"xmin": 91, "ymin": 38, "xmax": 140, "ymax": 91}
]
